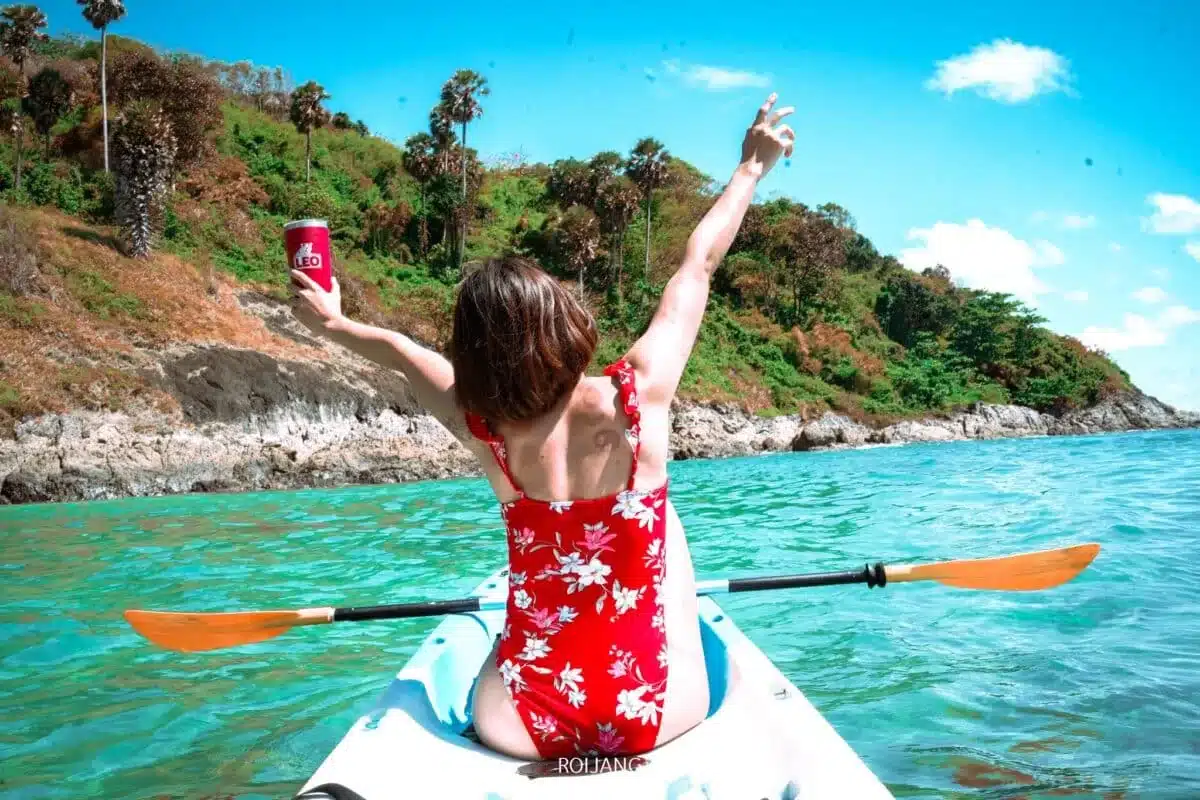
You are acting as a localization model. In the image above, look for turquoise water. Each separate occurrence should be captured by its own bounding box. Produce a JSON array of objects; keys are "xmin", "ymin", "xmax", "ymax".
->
[{"xmin": 1, "ymin": 429, "xmax": 1198, "ymax": 799}]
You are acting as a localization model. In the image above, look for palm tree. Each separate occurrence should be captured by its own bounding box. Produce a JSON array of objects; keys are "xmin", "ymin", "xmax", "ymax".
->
[
  {"xmin": 0, "ymin": 5, "xmax": 48, "ymax": 78},
  {"xmin": 0, "ymin": 55, "xmax": 22, "ymax": 189},
  {"xmin": 0, "ymin": 4, "xmax": 46, "ymax": 192},
  {"xmin": 23, "ymin": 66, "xmax": 72, "ymax": 158},
  {"xmin": 554, "ymin": 205, "xmax": 602, "ymax": 296},
  {"xmin": 289, "ymin": 80, "xmax": 330, "ymax": 182},
  {"xmin": 594, "ymin": 175, "xmax": 641, "ymax": 292},
  {"xmin": 428, "ymin": 105, "xmax": 456, "ymax": 175},
  {"xmin": 587, "ymin": 151, "xmax": 623, "ymax": 199},
  {"xmin": 547, "ymin": 158, "xmax": 591, "ymax": 208},
  {"xmin": 113, "ymin": 101, "xmax": 177, "ymax": 257},
  {"xmin": 437, "ymin": 69, "xmax": 488, "ymax": 269},
  {"xmin": 76, "ymin": 0, "xmax": 125, "ymax": 173},
  {"xmin": 402, "ymin": 132, "xmax": 437, "ymax": 257},
  {"xmin": 626, "ymin": 137, "xmax": 670, "ymax": 274}
]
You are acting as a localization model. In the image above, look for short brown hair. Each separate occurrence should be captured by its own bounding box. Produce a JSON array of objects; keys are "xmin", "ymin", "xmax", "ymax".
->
[{"xmin": 450, "ymin": 256, "xmax": 597, "ymax": 423}]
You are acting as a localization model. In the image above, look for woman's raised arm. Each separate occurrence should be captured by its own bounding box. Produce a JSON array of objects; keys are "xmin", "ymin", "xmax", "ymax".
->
[
  {"xmin": 289, "ymin": 270, "xmax": 469, "ymax": 442},
  {"xmin": 625, "ymin": 94, "xmax": 795, "ymax": 406}
]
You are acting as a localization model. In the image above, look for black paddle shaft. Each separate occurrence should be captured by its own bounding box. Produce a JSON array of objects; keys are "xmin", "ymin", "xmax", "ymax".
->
[
  {"xmin": 334, "ymin": 597, "xmax": 483, "ymax": 622},
  {"xmin": 725, "ymin": 562, "xmax": 887, "ymax": 593},
  {"xmin": 329, "ymin": 562, "xmax": 888, "ymax": 623}
]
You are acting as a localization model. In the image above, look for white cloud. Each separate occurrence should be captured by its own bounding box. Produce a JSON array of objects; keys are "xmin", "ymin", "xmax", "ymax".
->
[
  {"xmin": 1132, "ymin": 286, "xmax": 1168, "ymax": 304},
  {"xmin": 1063, "ymin": 290, "xmax": 1089, "ymax": 303},
  {"xmin": 1145, "ymin": 193, "xmax": 1200, "ymax": 234},
  {"xmin": 1162, "ymin": 305, "xmax": 1200, "ymax": 326},
  {"xmin": 1036, "ymin": 240, "xmax": 1066, "ymax": 265},
  {"xmin": 1152, "ymin": 267, "xmax": 1171, "ymax": 281},
  {"xmin": 1081, "ymin": 314, "xmax": 1167, "ymax": 351},
  {"xmin": 899, "ymin": 219, "xmax": 1063, "ymax": 303},
  {"xmin": 1109, "ymin": 242, "xmax": 1122, "ymax": 253},
  {"xmin": 1030, "ymin": 210, "xmax": 1051, "ymax": 224},
  {"xmin": 1062, "ymin": 214, "xmax": 1096, "ymax": 230},
  {"xmin": 1080, "ymin": 304, "xmax": 1200, "ymax": 352},
  {"xmin": 925, "ymin": 39, "xmax": 1072, "ymax": 103},
  {"xmin": 660, "ymin": 59, "xmax": 770, "ymax": 91},
  {"xmin": 1186, "ymin": 242, "xmax": 1200, "ymax": 263}
]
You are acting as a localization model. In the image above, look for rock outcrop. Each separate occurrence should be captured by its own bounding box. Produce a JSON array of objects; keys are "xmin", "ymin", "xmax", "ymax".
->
[{"xmin": 2, "ymin": 294, "xmax": 1196, "ymax": 505}]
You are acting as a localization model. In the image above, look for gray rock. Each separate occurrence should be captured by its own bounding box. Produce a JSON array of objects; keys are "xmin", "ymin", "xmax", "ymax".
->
[
  {"xmin": 1, "ymin": 334, "xmax": 1196, "ymax": 505},
  {"xmin": 792, "ymin": 413, "xmax": 870, "ymax": 451}
]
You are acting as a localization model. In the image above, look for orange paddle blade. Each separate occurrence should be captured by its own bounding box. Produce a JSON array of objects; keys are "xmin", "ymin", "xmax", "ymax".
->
[
  {"xmin": 123, "ymin": 608, "xmax": 331, "ymax": 652},
  {"xmin": 887, "ymin": 543, "xmax": 1100, "ymax": 591}
]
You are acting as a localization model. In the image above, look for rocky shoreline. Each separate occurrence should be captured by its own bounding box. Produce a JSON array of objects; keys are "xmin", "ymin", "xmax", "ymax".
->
[
  {"xmin": 2, "ymin": 292, "xmax": 1196, "ymax": 506},
  {"xmin": 1, "ymin": 365, "xmax": 1195, "ymax": 505}
]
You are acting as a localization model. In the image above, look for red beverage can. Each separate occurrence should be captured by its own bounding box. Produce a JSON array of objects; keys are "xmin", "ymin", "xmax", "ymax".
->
[{"xmin": 284, "ymin": 218, "xmax": 333, "ymax": 292}]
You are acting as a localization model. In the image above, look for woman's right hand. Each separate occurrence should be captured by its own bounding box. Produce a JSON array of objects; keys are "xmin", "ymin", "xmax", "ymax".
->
[
  {"xmin": 739, "ymin": 93, "xmax": 795, "ymax": 179},
  {"xmin": 290, "ymin": 269, "xmax": 345, "ymax": 335}
]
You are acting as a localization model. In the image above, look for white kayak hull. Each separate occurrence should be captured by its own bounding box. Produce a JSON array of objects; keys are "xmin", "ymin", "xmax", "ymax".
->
[{"xmin": 296, "ymin": 568, "xmax": 893, "ymax": 799}]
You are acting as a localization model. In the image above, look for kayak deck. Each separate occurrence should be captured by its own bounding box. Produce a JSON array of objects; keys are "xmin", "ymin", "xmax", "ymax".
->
[{"xmin": 296, "ymin": 569, "xmax": 893, "ymax": 799}]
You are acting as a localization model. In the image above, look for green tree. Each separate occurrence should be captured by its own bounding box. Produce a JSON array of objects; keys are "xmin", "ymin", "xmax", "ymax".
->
[
  {"xmin": 23, "ymin": 66, "xmax": 72, "ymax": 158},
  {"xmin": 951, "ymin": 291, "xmax": 1046, "ymax": 379},
  {"xmin": 547, "ymin": 158, "xmax": 591, "ymax": 208},
  {"xmin": 113, "ymin": 100, "xmax": 176, "ymax": 257},
  {"xmin": 594, "ymin": 174, "xmax": 640, "ymax": 291},
  {"xmin": 0, "ymin": 5, "xmax": 46, "ymax": 192},
  {"xmin": 76, "ymin": 0, "xmax": 125, "ymax": 173},
  {"xmin": 587, "ymin": 150, "xmax": 623, "ymax": 198},
  {"xmin": 289, "ymin": 80, "xmax": 329, "ymax": 182},
  {"xmin": 437, "ymin": 69, "xmax": 488, "ymax": 270},
  {"xmin": 816, "ymin": 202, "xmax": 855, "ymax": 231},
  {"xmin": 552, "ymin": 204, "xmax": 602, "ymax": 295},
  {"xmin": 0, "ymin": 56, "xmax": 21, "ymax": 190},
  {"xmin": 427, "ymin": 105, "xmax": 457, "ymax": 175},
  {"xmin": 331, "ymin": 110, "xmax": 351, "ymax": 130},
  {"xmin": 402, "ymin": 132, "xmax": 437, "ymax": 257},
  {"xmin": 626, "ymin": 137, "xmax": 669, "ymax": 273},
  {"xmin": 0, "ymin": 5, "xmax": 47, "ymax": 77},
  {"xmin": 770, "ymin": 208, "xmax": 846, "ymax": 320},
  {"xmin": 874, "ymin": 270, "xmax": 957, "ymax": 347}
]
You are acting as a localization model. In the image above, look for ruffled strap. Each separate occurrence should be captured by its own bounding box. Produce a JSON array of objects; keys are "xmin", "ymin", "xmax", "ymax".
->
[
  {"xmin": 464, "ymin": 411, "xmax": 522, "ymax": 494},
  {"xmin": 603, "ymin": 358, "xmax": 642, "ymax": 491}
]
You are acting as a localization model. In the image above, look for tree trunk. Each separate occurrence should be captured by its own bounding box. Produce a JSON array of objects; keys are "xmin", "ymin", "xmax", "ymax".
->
[
  {"xmin": 101, "ymin": 26, "xmax": 110, "ymax": 173},
  {"xmin": 45, "ymin": 131, "xmax": 51, "ymax": 160},
  {"xmin": 418, "ymin": 185, "xmax": 428, "ymax": 257},
  {"xmin": 305, "ymin": 131, "xmax": 312, "ymax": 182},
  {"xmin": 643, "ymin": 190, "xmax": 653, "ymax": 273},
  {"xmin": 14, "ymin": 127, "xmax": 23, "ymax": 192},
  {"xmin": 578, "ymin": 263, "xmax": 584, "ymax": 296},
  {"xmin": 458, "ymin": 121, "xmax": 467, "ymax": 271},
  {"xmin": 617, "ymin": 230, "xmax": 625, "ymax": 295}
]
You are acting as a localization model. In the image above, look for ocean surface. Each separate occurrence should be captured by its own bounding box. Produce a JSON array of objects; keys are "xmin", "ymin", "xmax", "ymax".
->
[{"xmin": 1, "ymin": 429, "xmax": 1198, "ymax": 799}]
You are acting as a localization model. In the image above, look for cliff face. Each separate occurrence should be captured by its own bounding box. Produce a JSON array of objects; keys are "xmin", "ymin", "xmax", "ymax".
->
[{"xmin": 1, "ymin": 291, "xmax": 1195, "ymax": 505}]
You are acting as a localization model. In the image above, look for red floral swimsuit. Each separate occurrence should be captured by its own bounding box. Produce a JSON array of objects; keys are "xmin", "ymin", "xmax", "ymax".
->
[{"xmin": 465, "ymin": 359, "xmax": 670, "ymax": 759}]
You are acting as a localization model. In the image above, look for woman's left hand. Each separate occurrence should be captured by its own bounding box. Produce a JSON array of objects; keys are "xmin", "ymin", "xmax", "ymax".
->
[{"xmin": 290, "ymin": 270, "xmax": 344, "ymax": 334}]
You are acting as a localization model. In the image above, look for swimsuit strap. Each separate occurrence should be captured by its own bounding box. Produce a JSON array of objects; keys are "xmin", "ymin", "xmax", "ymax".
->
[
  {"xmin": 602, "ymin": 358, "xmax": 642, "ymax": 491},
  {"xmin": 464, "ymin": 411, "xmax": 523, "ymax": 495}
]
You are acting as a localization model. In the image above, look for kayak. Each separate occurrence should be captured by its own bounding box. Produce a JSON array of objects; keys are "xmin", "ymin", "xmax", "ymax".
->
[{"xmin": 294, "ymin": 567, "xmax": 893, "ymax": 799}]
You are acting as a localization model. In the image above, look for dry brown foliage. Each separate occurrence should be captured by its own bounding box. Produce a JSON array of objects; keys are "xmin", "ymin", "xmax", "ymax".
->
[
  {"xmin": 177, "ymin": 154, "xmax": 269, "ymax": 210},
  {"xmin": 0, "ymin": 208, "xmax": 325, "ymax": 433}
]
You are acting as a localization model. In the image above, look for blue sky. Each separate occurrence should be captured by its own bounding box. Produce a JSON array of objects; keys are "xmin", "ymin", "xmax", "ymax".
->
[{"xmin": 40, "ymin": 0, "xmax": 1200, "ymax": 409}]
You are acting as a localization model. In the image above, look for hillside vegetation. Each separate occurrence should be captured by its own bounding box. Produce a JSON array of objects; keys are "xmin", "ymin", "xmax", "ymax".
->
[{"xmin": 0, "ymin": 27, "xmax": 1131, "ymax": 435}]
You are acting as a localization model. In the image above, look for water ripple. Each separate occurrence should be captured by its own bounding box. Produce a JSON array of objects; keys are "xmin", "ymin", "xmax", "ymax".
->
[{"xmin": 0, "ymin": 430, "xmax": 1197, "ymax": 798}]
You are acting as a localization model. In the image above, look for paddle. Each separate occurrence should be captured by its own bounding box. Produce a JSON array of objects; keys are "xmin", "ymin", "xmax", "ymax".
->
[{"xmin": 124, "ymin": 543, "xmax": 1099, "ymax": 653}]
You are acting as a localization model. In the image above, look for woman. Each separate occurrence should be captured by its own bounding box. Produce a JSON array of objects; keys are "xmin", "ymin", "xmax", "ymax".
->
[{"xmin": 290, "ymin": 94, "xmax": 794, "ymax": 760}]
